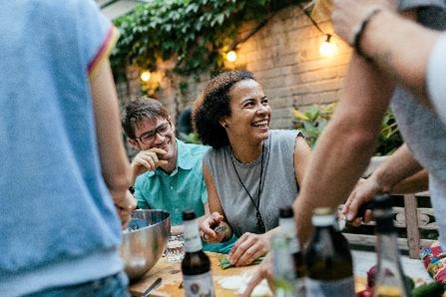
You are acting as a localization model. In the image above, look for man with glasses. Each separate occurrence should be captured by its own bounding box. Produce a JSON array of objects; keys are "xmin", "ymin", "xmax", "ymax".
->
[{"xmin": 122, "ymin": 98, "xmax": 234, "ymax": 252}]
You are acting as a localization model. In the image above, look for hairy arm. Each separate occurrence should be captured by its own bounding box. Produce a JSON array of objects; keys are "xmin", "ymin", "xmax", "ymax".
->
[
  {"xmin": 294, "ymin": 53, "xmax": 395, "ymax": 244},
  {"xmin": 371, "ymin": 144, "xmax": 425, "ymax": 194}
]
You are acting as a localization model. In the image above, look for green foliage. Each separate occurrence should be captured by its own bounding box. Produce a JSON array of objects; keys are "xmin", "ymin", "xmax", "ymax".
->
[
  {"xmin": 293, "ymin": 103, "xmax": 403, "ymax": 156},
  {"xmin": 177, "ymin": 132, "xmax": 202, "ymax": 144},
  {"xmin": 292, "ymin": 103, "xmax": 336, "ymax": 148},
  {"xmin": 111, "ymin": 0, "xmax": 304, "ymax": 77},
  {"xmin": 377, "ymin": 110, "xmax": 403, "ymax": 156}
]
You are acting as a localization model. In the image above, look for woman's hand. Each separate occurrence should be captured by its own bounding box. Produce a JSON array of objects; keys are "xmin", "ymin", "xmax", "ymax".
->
[
  {"xmin": 228, "ymin": 232, "xmax": 269, "ymax": 267},
  {"xmin": 199, "ymin": 212, "xmax": 227, "ymax": 243}
]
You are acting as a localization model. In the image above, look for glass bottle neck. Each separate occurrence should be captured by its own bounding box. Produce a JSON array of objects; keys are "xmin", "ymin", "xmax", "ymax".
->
[
  {"xmin": 279, "ymin": 217, "xmax": 300, "ymax": 253},
  {"xmin": 376, "ymin": 232, "xmax": 400, "ymax": 262},
  {"xmin": 374, "ymin": 216, "xmax": 409, "ymax": 297},
  {"xmin": 183, "ymin": 219, "xmax": 202, "ymax": 253}
]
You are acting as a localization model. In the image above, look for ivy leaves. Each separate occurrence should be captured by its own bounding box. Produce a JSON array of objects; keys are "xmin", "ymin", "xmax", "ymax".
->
[{"xmin": 111, "ymin": 0, "xmax": 304, "ymax": 77}]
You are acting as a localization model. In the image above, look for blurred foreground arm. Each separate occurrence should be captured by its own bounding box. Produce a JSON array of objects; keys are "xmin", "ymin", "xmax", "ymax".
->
[
  {"xmin": 333, "ymin": 0, "xmax": 443, "ymax": 110},
  {"xmin": 294, "ymin": 51, "xmax": 395, "ymax": 243}
]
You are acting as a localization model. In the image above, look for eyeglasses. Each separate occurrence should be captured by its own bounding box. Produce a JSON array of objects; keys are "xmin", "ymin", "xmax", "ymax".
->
[{"xmin": 135, "ymin": 121, "xmax": 171, "ymax": 145}]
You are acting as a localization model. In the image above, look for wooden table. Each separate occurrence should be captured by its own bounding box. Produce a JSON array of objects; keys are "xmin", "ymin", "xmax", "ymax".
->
[
  {"xmin": 129, "ymin": 252, "xmax": 259, "ymax": 296},
  {"xmin": 129, "ymin": 252, "xmax": 373, "ymax": 296}
]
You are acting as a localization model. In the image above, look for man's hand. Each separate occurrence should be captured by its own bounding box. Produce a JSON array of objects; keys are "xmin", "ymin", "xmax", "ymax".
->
[
  {"xmin": 342, "ymin": 176, "xmax": 384, "ymax": 225},
  {"xmin": 228, "ymin": 232, "xmax": 269, "ymax": 267},
  {"xmin": 199, "ymin": 212, "xmax": 227, "ymax": 243},
  {"xmin": 131, "ymin": 148, "xmax": 168, "ymax": 179},
  {"xmin": 240, "ymin": 253, "xmax": 274, "ymax": 297},
  {"xmin": 115, "ymin": 190, "xmax": 137, "ymax": 229},
  {"xmin": 332, "ymin": 0, "xmax": 397, "ymax": 45}
]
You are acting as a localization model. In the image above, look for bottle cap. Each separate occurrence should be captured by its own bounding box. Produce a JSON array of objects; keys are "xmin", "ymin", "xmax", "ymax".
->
[
  {"xmin": 373, "ymin": 194, "xmax": 392, "ymax": 210},
  {"xmin": 312, "ymin": 207, "xmax": 335, "ymax": 226},
  {"xmin": 182, "ymin": 209, "xmax": 196, "ymax": 221},
  {"xmin": 313, "ymin": 207, "xmax": 334, "ymax": 216},
  {"xmin": 279, "ymin": 206, "xmax": 294, "ymax": 218}
]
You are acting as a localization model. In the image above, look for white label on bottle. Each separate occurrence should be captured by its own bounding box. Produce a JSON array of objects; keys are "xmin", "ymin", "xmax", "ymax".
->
[
  {"xmin": 183, "ymin": 272, "xmax": 215, "ymax": 297},
  {"xmin": 306, "ymin": 276, "xmax": 355, "ymax": 297},
  {"xmin": 184, "ymin": 220, "xmax": 202, "ymax": 252}
]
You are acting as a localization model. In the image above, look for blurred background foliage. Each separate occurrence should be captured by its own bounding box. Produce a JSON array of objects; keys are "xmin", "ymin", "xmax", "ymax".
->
[
  {"xmin": 111, "ymin": 0, "xmax": 305, "ymax": 77},
  {"xmin": 293, "ymin": 103, "xmax": 403, "ymax": 156}
]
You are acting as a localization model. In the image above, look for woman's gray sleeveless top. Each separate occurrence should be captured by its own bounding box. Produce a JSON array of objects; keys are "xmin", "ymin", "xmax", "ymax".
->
[{"xmin": 204, "ymin": 130, "xmax": 301, "ymax": 237}]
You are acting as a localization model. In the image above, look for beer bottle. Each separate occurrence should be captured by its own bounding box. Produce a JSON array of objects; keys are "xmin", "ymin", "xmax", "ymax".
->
[
  {"xmin": 181, "ymin": 209, "xmax": 215, "ymax": 297},
  {"xmin": 305, "ymin": 207, "xmax": 355, "ymax": 297},
  {"xmin": 272, "ymin": 234, "xmax": 299, "ymax": 297},
  {"xmin": 278, "ymin": 206, "xmax": 305, "ymax": 294},
  {"xmin": 373, "ymin": 194, "xmax": 409, "ymax": 297}
]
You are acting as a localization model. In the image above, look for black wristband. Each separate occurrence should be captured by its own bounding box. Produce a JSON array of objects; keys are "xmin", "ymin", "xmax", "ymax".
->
[{"xmin": 353, "ymin": 8, "xmax": 382, "ymax": 61}]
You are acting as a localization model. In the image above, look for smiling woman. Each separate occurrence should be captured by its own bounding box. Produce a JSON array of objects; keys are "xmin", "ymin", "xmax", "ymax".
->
[{"xmin": 192, "ymin": 70, "xmax": 312, "ymax": 267}]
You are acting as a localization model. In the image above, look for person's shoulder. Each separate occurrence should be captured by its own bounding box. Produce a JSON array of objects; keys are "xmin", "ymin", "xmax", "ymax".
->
[
  {"xmin": 270, "ymin": 129, "xmax": 301, "ymax": 140},
  {"xmin": 37, "ymin": 0, "xmax": 97, "ymax": 18},
  {"xmin": 202, "ymin": 145, "xmax": 229, "ymax": 163},
  {"xmin": 182, "ymin": 141, "xmax": 211, "ymax": 156}
]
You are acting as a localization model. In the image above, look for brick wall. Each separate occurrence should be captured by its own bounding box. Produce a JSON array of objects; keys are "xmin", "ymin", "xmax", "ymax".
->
[{"xmin": 117, "ymin": 5, "xmax": 352, "ymax": 129}]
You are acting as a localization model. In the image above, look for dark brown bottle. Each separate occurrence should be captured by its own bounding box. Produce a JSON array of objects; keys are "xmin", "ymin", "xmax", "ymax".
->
[
  {"xmin": 181, "ymin": 209, "xmax": 215, "ymax": 297},
  {"xmin": 305, "ymin": 207, "xmax": 355, "ymax": 297}
]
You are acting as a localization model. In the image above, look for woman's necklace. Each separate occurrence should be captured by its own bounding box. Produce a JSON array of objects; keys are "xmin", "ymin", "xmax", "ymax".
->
[{"xmin": 230, "ymin": 144, "xmax": 266, "ymax": 233}]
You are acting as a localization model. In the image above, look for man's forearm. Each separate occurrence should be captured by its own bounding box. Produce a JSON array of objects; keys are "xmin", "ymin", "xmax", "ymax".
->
[
  {"xmin": 392, "ymin": 170, "xmax": 428, "ymax": 194},
  {"xmin": 372, "ymin": 144, "xmax": 424, "ymax": 193},
  {"xmin": 294, "ymin": 53, "xmax": 395, "ymax": 244}
]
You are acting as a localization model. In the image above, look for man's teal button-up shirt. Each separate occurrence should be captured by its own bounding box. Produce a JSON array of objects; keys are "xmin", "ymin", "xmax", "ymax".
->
[{"xmin": 134, "ymin": 139, "xmax": 209, "ymax": 226}]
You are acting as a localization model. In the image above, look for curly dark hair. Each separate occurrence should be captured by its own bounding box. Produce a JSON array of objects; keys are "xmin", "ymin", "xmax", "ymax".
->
[
  {"xmin": 122, "ymin": 97, "xmax": 169, "ymax": 139},
  {"xmin": 192, "ymin": 70, "xmax": 256, "ymax": 149}
]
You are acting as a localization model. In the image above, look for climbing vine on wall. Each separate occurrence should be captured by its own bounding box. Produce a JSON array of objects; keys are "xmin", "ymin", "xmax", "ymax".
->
[{"xmin": 111, "ymin": 0, "xmax": 305, "ymax": 78}]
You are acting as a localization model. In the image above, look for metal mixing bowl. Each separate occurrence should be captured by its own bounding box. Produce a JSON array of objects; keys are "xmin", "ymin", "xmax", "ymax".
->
[{"xmin": 120, "ymin": 209, "xmax": 171, "ymax": 282}]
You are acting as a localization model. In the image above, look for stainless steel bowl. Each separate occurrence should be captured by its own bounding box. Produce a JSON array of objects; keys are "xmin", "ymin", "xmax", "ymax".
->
[{"xmin": 120, "ymin": 209, "xmax": 171, "ymax": 282}]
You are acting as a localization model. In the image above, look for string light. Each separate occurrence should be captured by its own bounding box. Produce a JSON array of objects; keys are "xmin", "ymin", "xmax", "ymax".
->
[
  {"xmin": 299, "ymin": 4, "xmax": 339, "ymax": 58},
  {"xmin": 319, "ymin": 34, "xmax": 338, "ymax": 57},
  {"xmin": 226, "ymin": 50, "xmax": 237, "ymax": 62},
  {"xmin": 140, "ymin": 71, "xmax": 151, "ymax": 82}
]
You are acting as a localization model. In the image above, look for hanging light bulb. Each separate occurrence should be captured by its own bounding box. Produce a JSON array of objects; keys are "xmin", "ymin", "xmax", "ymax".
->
[
  {"xmin": 319, "ymin": 34, "xmax": 339, "ymax": 58},
  {"xmin": 140, "ymin": 70, "xmax": 151, "ymax": 82},
  {"xmin": 226, "ymin": 50, "xmax": 237, "ymax": 62}
]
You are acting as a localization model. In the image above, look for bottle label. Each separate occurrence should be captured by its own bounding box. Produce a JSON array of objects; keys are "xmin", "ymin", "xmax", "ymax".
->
[
  {"xmin": 374, "ymin": 286, "xmax": 403, "ymax": 297},
  {"xmin": 183, "ymin": 272, "xmax": 215, "ymax": 297},
  {"xmin": 184, "ymin": 220, "xmax": 202, "ymax": 252},
  {"xmin": 306, "ymin": 277, "xmax": 355, "ymax": 297}
]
